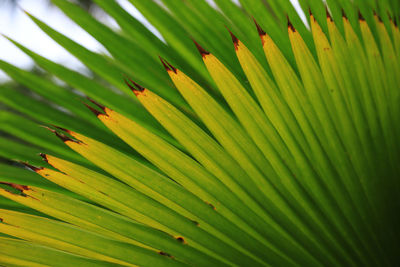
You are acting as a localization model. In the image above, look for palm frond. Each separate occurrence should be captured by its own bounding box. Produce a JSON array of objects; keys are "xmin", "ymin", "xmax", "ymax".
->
[{"xmin": 0, "ymin": 0, "xmax": 399, "ymax": 266}]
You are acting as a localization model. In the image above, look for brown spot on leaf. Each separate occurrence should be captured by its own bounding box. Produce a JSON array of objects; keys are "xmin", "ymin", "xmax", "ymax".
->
[
  {"xmin": 158, "ymin": 251, "xmax": 174, "ymax": 258},
  {"xmin": 176, "ymin": 236, "xmax": 186, "ymax": 244},
  {"xmin": 27, "ymin": 195, "xmax": 40, "ymax": 201},
  {"xmin": 98, "ymin": 190, "xmax": 108, "ymax": 196},
  {"xmin": 205, "ymin": 201, "xmax": 216, "ymax": 210}
]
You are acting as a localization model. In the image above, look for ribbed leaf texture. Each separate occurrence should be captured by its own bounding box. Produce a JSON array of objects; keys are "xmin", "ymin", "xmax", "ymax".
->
[{"xmin": 0, "ymin": 0, "xmax": 399, "ymax": 266}]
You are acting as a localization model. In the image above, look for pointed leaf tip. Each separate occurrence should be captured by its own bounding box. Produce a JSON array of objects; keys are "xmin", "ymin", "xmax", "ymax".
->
[
  {"xmin": 39, "ymin": 125, "xmax": 56, "ymax": 134},
  {"xmin": 253, "ymin": 18, "xmax": 266, "ymax": 36},
  {"xmin": 83, "ymin": 102, "xmax": 104, "ymax": 117},
  {"xmin": 341, "ymin": 8, "xmax": 348, "ymax": 19},
  {"xmin": 42, "ymin": 126, "xmax": 79, "ymax": 144},
  {"xmin": 326, "ymin": 8, "xmax": 332, "ymax": 21},
  {"xmin": 388, "ymin": 14, "xmax": 398, "ymax": 26},
  {"xmin": 373, "ymin": 11, "xmax": 383, "ymax": 22},
  {"xmin": 358, "ymin": 10, "xmax": 365, "ymax": 21},
  {"xmin": 387, "ymin": 12, "xmax": 394, "ymax": 23},
  {"xmin": 19, "ymin": 162, "xmax": 42, "ymax": 172},
  {"xmin": 159, "ymin": 56, "xmax": 177, "ymax": 73},
  {"xmin": 123, "ymin": 77, "xmax": 145, "ymax": 96},
  {"xmin": 39, "ymin": 153, "xmax": 48, "ymax": 163},
  {"xmin": 21, "ymin": 9, "xmax": 31, "ymax": 16},
  {"xmin": 87, "ymin": 97, "xmax": 106, "ymax": 111},
  {"xmin": 287, "ymin": 16, "xmax": 296, "ymax": 32},
  {"xmin": 159, "ymin": 56, "xmax": 171, "ymax": 71},
  {"xmin": 50, "ymin": 124, "xmax": 70, "ymax": 133},
  {"xmin": 225, "ymin": 27, "xmax": 239, "ymax": 50},
  {"xmin": 308, "ymin": 8, "xmax": 316, "ymax": 21},
  {"xmin": 192, "ymin": 39, "xmax": 210, "ymax": 57},
  {"xmin": 55, "ymin": 132, "xmax": 79, "ymax": 143},
  {"xmin": 0, "ymin": 182, "xmax": 29, "ymax": 192}
]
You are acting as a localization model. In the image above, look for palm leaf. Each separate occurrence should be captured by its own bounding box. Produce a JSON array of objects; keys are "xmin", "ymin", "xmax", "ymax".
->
[{"xmin": 1, "ymin": 0, "xmax": 399, "ymax": 266}]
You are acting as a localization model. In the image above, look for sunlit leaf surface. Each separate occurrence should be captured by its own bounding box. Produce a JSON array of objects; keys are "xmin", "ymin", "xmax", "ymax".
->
[{"xmin": 0, "ymin": 0, "xmax": 399, "ymax": 266}]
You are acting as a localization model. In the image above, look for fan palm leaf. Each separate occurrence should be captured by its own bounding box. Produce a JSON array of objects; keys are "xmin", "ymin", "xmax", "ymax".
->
[{"xmin": 0, "ymin": 0, "xmax": 399, "ymax": 266}]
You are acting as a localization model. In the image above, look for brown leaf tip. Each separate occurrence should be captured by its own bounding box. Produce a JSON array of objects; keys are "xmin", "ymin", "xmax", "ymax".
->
[
  {"xmin": 83, "ymin": 102, "xmax": 105, "ymax": 117},
  {"xmin": 287, "ymin": 16, "xmax": 296, "ymax": 32},
  {"xmin": 0, "ymin": 182, "xmax": 30, "ymax": 197},
  {"xmin": 326, "ymin": 8, "xmax": 333, "ymax": 21},
  {"xmin": 192, "ymin": 39, "xmax": 210, "ymax": 57},
  {"xmin": 358, "ymin": 10, "xmax": 365, "ymax": 21},
  {"xmin": 19, "ymin": 162, "xmax": 43, "ymax": 172},
  {"xmin": 373, "ymin": 11, "xmax": 382, "ymax": 22},
  {"xmin": 124, "ymin": 77, "xmax": 145, "ymax": 96},
  {"xmin": 253, "ymin": 18, "xmax": 266, "ymax": 36},
  {"xmin": 341, "ymin": 9, "xmax": 348, "ymax": 19},
  {"xmin": 56, "ymin": 132, "xmax": 80, "ymax": 143},
  {"xmin": 87, "ymin": 97, "xmax": 106, "ymax": 112},
  {"xmin": 159, "ymin": 56, "xmax": 170, "ymax": 71},
  {"xmin": 159, "ymin": 56, "xmax": 177, "ymax": 74},
  {"xmin": 39, "ymin": 153, "xmax": 48, "ymax": 163},
  {"xmin": 389, "ymin": 13, "xmax": 398, "ymax": 27},
  {"xmin": 387, "ymin": 11, "xmax": 393, "ymax": 22},
  {"xmin": 50, "ymin": 124, "xmax": 69, "ymax": 133},
  {"xmin": 225, "ymin": 27, "xmax": 239, "ymax": 50},
  {"xmin": 309, "ymin": 8, "xmax": 316, "ymax": 21},
  {"xmin": 42, "ymin": 125, "xmax": 79, "ymax": 143},
  {"xmin": 0, "ymin": 182, "xmax": 29, "ymax": 192}
]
